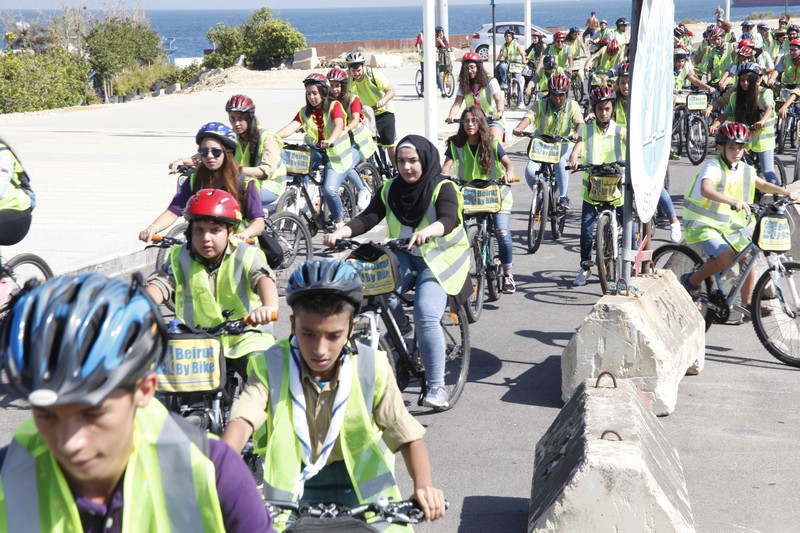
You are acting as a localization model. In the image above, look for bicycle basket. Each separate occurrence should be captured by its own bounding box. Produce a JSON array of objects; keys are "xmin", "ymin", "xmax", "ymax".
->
[
  {"xmin": 587, "ymin": 175, "xmax": 623, "ymax": 203},
  {"xmin": 753, "ymin": 209, "xmax": 792, "ymax": 252},
  {"xmin": 345, "ymin": 242, "xmax": 402, "ymax": 296},
  {"xmin": 281, "ymin": 146, "xmax": 313, "ymax": 175},
  {"xmin": 527, "ymin": 136, "xmax": 562, "ymax": 164},
  {"xmin": 687, "ymin": 93, "xmax": 708, "ymax": 111},
  {"xmin": 156, "ymin": 326, "xmax": 226, "ymax": 394},
  {"xmin": 257, "ymin": 230, "xmax": 287, "ymax": 270},
  {"xmin": 675, "ymin": 92, "xmax": 688, "ymax": 105},
  {"xmin": 462, "ymin": 182, "xmax": 503, "ymax": 214}
]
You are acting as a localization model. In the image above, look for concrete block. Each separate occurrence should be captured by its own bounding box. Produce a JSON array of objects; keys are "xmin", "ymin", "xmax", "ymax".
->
[
  {"xmin": 530, "ymin": 378, "xmax": 695, "ymax": 532},
  {"xmin": 165, "ymin": 83, "xmax": 181, "ymax": 95},
  {"xmin": 368, "ymin": 53, "xmax": 402, "ymax": 69},
  {"xmin": 292, "ymin": 57, "xmax": 320, "ymax": 70},
  {"xmin": 293, "ymin": 47, "xmax": 318, "ymax": 62},
  {"xmin": 152, "ymin": 89, "xmax": 162, "ymax": 97},
  {"xmin": 561, "ymin": 270, "xmax": 704, "ymax": 415}
]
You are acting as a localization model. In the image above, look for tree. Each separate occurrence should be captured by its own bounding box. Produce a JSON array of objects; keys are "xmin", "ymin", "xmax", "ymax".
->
[
  {"xmin": 241, "ymin": 8, "xmax": 306, "ymax": 70},
  {"xmin": 0, "ymin": 48, "xmax": 89, "ymax": 113},
  {"xmin": 203, "ymin": 23, "xmax": 244, "ymax": 69}
]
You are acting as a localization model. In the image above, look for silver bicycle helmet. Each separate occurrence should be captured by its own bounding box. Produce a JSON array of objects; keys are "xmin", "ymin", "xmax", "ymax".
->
[{"xmin": 346, "ymin": 51, "xmax": 366, "ymax": 65}]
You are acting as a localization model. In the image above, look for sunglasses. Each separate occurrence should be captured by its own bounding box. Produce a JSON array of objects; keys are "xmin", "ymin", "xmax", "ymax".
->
[
  {"xmin": 555, "ymin": 39, "xmax": 565, "ymax": 43},
  {"xmin": 199, "ymin": 148, "xmax": 224, "ymax": 158}
]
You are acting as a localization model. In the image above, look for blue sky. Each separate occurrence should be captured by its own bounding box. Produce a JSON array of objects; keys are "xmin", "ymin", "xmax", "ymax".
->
[{"xmin": 2, "ymin": 0, "xmax": 537, "ymax": 10}]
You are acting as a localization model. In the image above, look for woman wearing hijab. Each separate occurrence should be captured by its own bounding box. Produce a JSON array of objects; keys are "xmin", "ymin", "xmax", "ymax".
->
[{"xmin": 324, "ymin": 135, "xmax": 470, "ymax": 409}]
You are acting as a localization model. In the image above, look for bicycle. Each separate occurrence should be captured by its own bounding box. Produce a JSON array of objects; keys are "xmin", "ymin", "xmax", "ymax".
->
[
  {"xmin": 673, "ymin": 89, "xmax": 710, "ymax": 165},
  {"xmin": 775, "ymin": 83, "xmax": 798, "ymax": 155},
  {"xmin": 652, "ymin": 197, "xmax": 800, "ymax": 367},
  {"xmin": 335, "ymin": 238, "xmax": 471, "ymax": 410},
  {"xmin": 742, "ymin": 148, "xmax": 788, "ymax": 188},
  {"xmin": 499, "ymin": 60, "xmax": 525, "ymax": 110},
  {"xmin": 519, "ymin": 132, "xmax": 572, "ymax": 253},
  {"xmin": 267, "ymin": 497, "xmax": 447, "ymax": 532},
  {"xmin": 437, "ymin": 47, "xmax": 455, "ymax": 98},
  {"xmin": 0, "ymin": 252, "xmax": 54, "ymax": 314},
  {"xmin": 568, "ymin": 67, "xmax": 585, "ymax": 103}
]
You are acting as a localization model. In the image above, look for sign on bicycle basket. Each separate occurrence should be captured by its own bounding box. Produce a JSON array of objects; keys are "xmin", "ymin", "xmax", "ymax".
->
[
  {"xmin": 281, "ymin": 149, "xmax": 312, "ymax": 175},
  {"xmin": 527, "ymin": 137, "xmax": 561, "ymax": 164},
  {"xmin": 462, "ymin": 184, "xmax": 503, "ymax": 214},
  {"xmin": 687, "ymin": 93, "xmax": 708, "ymax": 111},
  {"xmin": 675, "ymin": 92, "xmax": 688, "ymax": 105},
  {"xmin": 345, "ymin": 243, "xmax": 401, "ymax": 296},
  {"xmin": 156, "ymin": 335, "xmax": 224, "ymax": 394},
  {"xmin": 588, "ymin": 175, "xmax": 623, "ymax": 203},
  {"xmin": 754, "ymin": 213, "xmax": 792, "ymax": 252}
]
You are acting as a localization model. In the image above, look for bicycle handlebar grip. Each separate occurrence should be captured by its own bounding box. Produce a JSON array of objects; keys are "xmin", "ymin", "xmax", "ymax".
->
[
  {"xmin": 270, "ymin": 311, "xmax": 278, "ymax": 322},
  {"xmin": 151, "ymin": 235, "xmax": 163, "ymax": 242}
]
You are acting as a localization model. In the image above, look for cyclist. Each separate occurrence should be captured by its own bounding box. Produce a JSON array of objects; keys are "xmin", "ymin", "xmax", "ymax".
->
[
  {"xmin": 567, "ymin": 86, "xmax": 627, "ymax": 287},
  {"xmin": 447, "ymin": 52, "xmax": 506, "ymax": 141},
  {"xmin": 222, "ymin": 259, "xmax": 447, "ymax": 527},
  {"xmin": 674, "ymin": 46, "xmax": 716, "ymax": 96},
  {"xmin": 674, "ymin": 25, "xmax": 693, "ymax": 51},
  {"xmin": 323, "ymin": 134, "xmax": 470, "ymax": 409},
  {"xmin": 346, "ymin": 50, "xmax": 398, "ymax": 166},
  {"xmin": 0, "ymin": 273, "xmax": 272, "ymax": 532},
  {"xmin": 140, "ymin": 122, "xmax": 266, "ymax": 242},
  {"xmin": 496, "ymin": 29, "xmax": 528, "ymax": 93},
  {"xmin": 327, "ymin": 67, "xmax": 374, "ymax": 211},
  {"xmin": 584, "ymin": 39, "xmax": 623, "ymax": 87},
  {"xmin": 770, "ymin": 27, "xmax": 787, "ymax": 61},
  {"xmin": 698, "ymin": 27, "xmax": 734, "ymax": 91},
  {"xmin": 592, "ymin": 19, "xmax": 611, "ymax": 46},
  {"xmin": 0, "ymin": 140, "xmax": 33, "ymax": 246},
  {"xmin": 442, "ymin": 106, "xmax": 517, "ymax": 293},
  {"xmin": 768, "ymin": 38, "xmax": 800, "ymax": 90},
  {"xmin": 741, "ymin": 20, "xmax": 762, "ymax": 49},
  {"xmin": 513, "ymin": 74, "xmax": 583, "ymax": 212},
  {"xmin": 612, "ymin": 17, "xmax": 630, "ymax": 56},
  {"xmin": 277, "ymin": 73, "xmax": 362, "ymax": 229},
  {"xmin": 526, "ymin": 30, "xmax": 545, "ymax": 66},
  {"xmin": 565, "ymin": 26, "xmax": 588, "ymax": 78},
  {"xmin": 540, "ymin": 31, "xmax": 573, "ymax": 71},
  {"xmin": 710, "ymin": 62, "xmax": 780, "ymax": 186},
  {"xmin": 415, "ymin": 28, "xmax": 445, "ymax": 97},
  {"xmin": 718, "ymin": 40, "xmax": 769, "ymax": 90},
  {"xmin": 681, "ymin": 123, "xmax": 796, "ymax": 315},
  {"xmin": 526, "ymin": 54, "xmax": 565, "ymax": 100},
  {"xmin": 145, "ymin": 188, "xmax": 278, "ymax": 380}
]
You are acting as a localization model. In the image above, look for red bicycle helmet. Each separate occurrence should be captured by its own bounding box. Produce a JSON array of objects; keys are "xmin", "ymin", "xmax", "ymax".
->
[
  {"xmin": 596, "ymin": 38, "xmax": 609, "ymax": 48},
  {"xmin": 589, "ymin": 86, "xmax": 616, "ymax": 106},
  {"xmin": 462, "ymin": 51, "xmax": 483, "ymax": 63},
  {"xmin": 715, "ymin": 122, "xmax": 751, "ymax": 144},
  {"xmin": 303, "ymin": 73, "xmax": 329, "ymax": 87},
  {"xmin": 607, "ymin": 40, "xmax": 620, "ymax": 54},
  {"xmin": 738, "ymin": 38, "xmax": 755, "ymax": 49},
  {"xmin": 738, "ymin": 46, "xmax": 755, "ymax": 59},
  {"xmin": 790, "ymin": 38, "xmax": 800, "ymax": 47},
  {"xmin": 553, "ymin": 31, "xmax": 566, "ymax": 41},
  {"xmin": 710, "ymin": 27, "xmax": 725, "ymax": 39},
  {"xmin": 617, "ymin": 62, "xmax": 630, "ymax": 76},
  {"xmin": 184, "ymin": 189, "xmax": 242, "ymax": 227},
  {"xmin": 225, "ymin": 94, "xmax": 255, "ymax": 113},
  {"xmin": 326, "ymin": 67, "xmax": 348, "ymax": 83},
  {"xmin": 548, "ymin": 74, "xmax": 570, "ymax": 94}
]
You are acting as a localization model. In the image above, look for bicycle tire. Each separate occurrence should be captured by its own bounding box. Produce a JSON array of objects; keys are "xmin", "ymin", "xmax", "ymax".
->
[
  {"xmin": 751, "ymin": 261, "xmax": 800, "ymax": 367},
  {"xmin": 527, "ymin": 178, "xmax": 548, "ymax": 253},
  {"xmin": 486, "ymin": 231, "xmax": 502, "ymax": 302},
  {"xmin": 354, "ymin": 161, "xmax": 383, "ymax": 197},
  {"xmin": 523, "ymin": 81, "xmax": 533, "ymax": 106},
  {"xmin": 674, "ymin": 109, "xmax": 685, "ymax": 157},
  {"xmin": 443, "ymin": 71, "xmax": 455, "ymax": 98},
  {"xmin": 550, "ymin": 186, "xmax": 564, "ymax": 241},
  {"xmin": 1, "ymin": 253, "xmax": 54, "ymax": 313},
  {"xmin": 464, "ymin": 224, "xmax": 486, "ymax": 323},
  {"xmin": 276, "ymin": 185, "xmax": 302, "ymax": 216},
  {"xmin": 777, "ymin": 116, "xmax": 787, "ymax": 155},
  {"xmin": 595, "ymin": 213, "xmax": 616, "ymax": 295},
  {"xmin": 266, "ymin": 212, "xmax": 314, "ymax": 297},
  {"xmin": 652, "ymin": 244, "xmax": 713, "ymax": 330},
  {"xmin": 509, "ymin": 80, "xmax": 520, "ymax": 110},
  {"xmin": 438, "ymin": 305, "xmax": 470, "ymax": 410},
  {"xmin": 415, "ymin": 69, "xmax": 423, "ymax": 97},
  {"xmin": 155, "ymin": 222, "xmax": 188, "ymax": 273},
  {"xmin": 775, "ymin": 157, "xmax": 788, "ymax": 188},
  {"xmin": 571, "ymin": 74, "xmax": 583, "ymax": 102},
  {"xmin": 794, "ymin": 143, "xmax": 800, "ymax": 183},
  {"xmin": 686, "ymin": 115, "xmax": 709, "ymax": 165}
]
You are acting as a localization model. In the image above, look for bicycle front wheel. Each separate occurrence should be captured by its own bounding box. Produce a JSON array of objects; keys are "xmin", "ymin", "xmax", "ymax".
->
[
  {"xmin": 752, "ymin": 261, "xmax": 800, "ymax": 367},
  {"xmin": 266, "ymin": 212, "xmax": 314, "ymax": 296},
  {"xmin": 155, "ymin": 222, "xmax": 188, "ymax": 273},
  {"xmin": 509, "ymin": 80, "xmax": 520, "ymax": 109},
  {"xmin": 486, "ymin": 231, "xmax": 502, "ymax": 302},
  {"xmin": 354, "ymin": 161, "xmax": 383, "ymax": 197},
  {"xmin": 652, "ymin": 243, "xmax": 713, "ymax": 330},
  {"xmin": 775, "ymin": 157, "xmax": 788, "ymax": 188},
  {"xmin": 528, "ymin": 178, "xmax": 548, "ymax": 254},
  {"xmin": 439, "ymin": 305, "xmax": 470, "ymax": 410},
  {"xmin": 686, "ymin": 115, "xmax": 708, "ymax": 165},
  {"xmin": 464, "ymin": 224, "xmax": 486, "ymax": 323},
  {"xmin": 595, "ymin": 213, "xmax": 616, "ymax": 295},
  {"xmin": 442, "ymin": 71, "xmax": 455, "ymax": 97},
  {"xmin": 777, "ymin": 116, "xmax": 788, "ymax": 155},
  {"xmin": 415, "ymin": 69, "xmax": 423, "ymax": 97},
  {"xmin": 571, "ymin": 74, "xmax": 584, "ymax": 102}
]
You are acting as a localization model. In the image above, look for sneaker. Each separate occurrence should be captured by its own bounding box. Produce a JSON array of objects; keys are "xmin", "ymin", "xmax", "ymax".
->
[
  {"xmin": 502, "ymin": 274, "xmax": 516, "ymax": 294},
  {"xmin": 557, "ymin": 195, "xmax": 571, "ymax": 215},
  {"xmin": 669, "ymin": 149, "xmax": 680, "ymax": 161},
  {"xmin": 356, "ymin": 189, "xmax": 371, "ymax": 211},
  {"xmin": 441, "ymin": 91, "xmax": 448, "ymax": 98},
  {"xmin": 669, "ymin": 221, "xmax": 683, "ymax": 243},
  {"xmin": 573, "ymin": 268, "xmax": 591, "ymax": 286},
  {"xmin": 423, "ymin": 386, "xmax": 450, "ymax": 409}
]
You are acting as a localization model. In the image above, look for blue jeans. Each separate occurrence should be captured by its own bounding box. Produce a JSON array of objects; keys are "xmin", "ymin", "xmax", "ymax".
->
[
  {"xmin": 524, "ymin": 142, "xmax": 574, "ymax": 198},
  {"xmin": 345, "ymin": 166, "xmax": 365, "ymax": 193},
  {"xmin": 322, "ymin": 146, "xmax": 363, "ymax": 221},
  {"xmin": 497, "ymin": 62, "xmax": 523, "ymax": 91},
  {"xmin": 392, "ymin": 250, "xmax": 448, "ymax": 387},
  {"xmin": 260, "ymin": 187, "xmax": 280, "ymax": 214},
  {"xmin": 419, "ymin": 61, "xmax": 444, "ymax": 92},
  {"xmin": 658, "ymin": 186, "xmax": 676, "ymax": 220},
  {"xmin": 493, "ymin": 212, "xmax": 513, "ymax": 268},
  {"xmin": 757, "ymin": 149, "xmax": 780, "ymax": 185}
]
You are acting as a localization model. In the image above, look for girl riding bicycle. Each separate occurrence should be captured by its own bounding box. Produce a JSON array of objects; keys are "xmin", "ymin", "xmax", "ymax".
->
[
  {"xmin": 442, "ymin": 106, "xmax": 517, "ymax": 293},
  {"xmin": 323, "ymin": 134, "xmax": 470, "ymax": 409},
  {"xmin": 140, "ymin": 122, "xmax": 266, "ymax": 242},
  {"xmin": 277, "ymin": 73, "xmax": 363, "ymax": 229},
  {"xmin": 0, "ymin": 140, "xmax": 33, "ymax": 246},
  {"xmin": 446, "ymin": 52, "xmax": 505, "ymax": 141}
]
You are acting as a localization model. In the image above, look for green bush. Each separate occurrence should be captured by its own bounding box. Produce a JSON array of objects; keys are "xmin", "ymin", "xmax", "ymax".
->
[
  {"xmin": 241, "ymin": 8, "xmax": 306, "ymax": 70},
  {"xmin": 679, "ymin": 18, "xmax": 699, "ymax": 25},
  {"xmin": 203, "ymin": 23, "xmax": 245, "ymax": 69},
  {"xmin": 113, "ymin": 62, "xmax": 172, "ymax": 95},
  {"xmin": 165, "ymin": 62, "xmax": 203, "ymax": 86},
  {"xmin": 744, "ymin": 11, "xmax": 777, "ymax": 20},
  {"xmin": 0, "ymin": 48, "xmax": 89, "ymax": 113}
]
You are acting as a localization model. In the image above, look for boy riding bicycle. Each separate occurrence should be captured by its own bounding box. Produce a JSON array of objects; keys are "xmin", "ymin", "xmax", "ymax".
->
[{"xmin": 222, "ymin": 258, "xmax": 446, "ymax": 530}]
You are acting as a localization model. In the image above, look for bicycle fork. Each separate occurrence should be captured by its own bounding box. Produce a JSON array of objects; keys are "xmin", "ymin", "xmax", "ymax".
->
[{"xmin": 769, "ymin": 257, "xmax": 800, "ymax": 318}]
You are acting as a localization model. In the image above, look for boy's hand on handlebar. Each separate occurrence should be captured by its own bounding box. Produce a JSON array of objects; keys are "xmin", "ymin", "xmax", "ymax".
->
[
  {"xmin": 139, "ymin": 226, "xmax": 157, "ymax": 242},
  {"xmin": 731, "ymin": 199, "xmax": 750, "ymax": 215},
  {"xmin": 168, "ymin": 159, "xmax": 183, "ymax": 173},
  {"xmin": 407, "ymin": 231, "xmax": 430, "ymax": 249},
  {"xmin": 567, "ymin": 157, "xmax": 579, "ymax": 171},
  {"xmin": 412, "ymin": 486, "xmax": 447, "ymax": 522},
  {"xmin": 248, "ymin": 306, "xmax": 279, "ymax": 325},
  {"xmin": 322, "ymin": 233, "xmax": 341, "ymax": 248}
]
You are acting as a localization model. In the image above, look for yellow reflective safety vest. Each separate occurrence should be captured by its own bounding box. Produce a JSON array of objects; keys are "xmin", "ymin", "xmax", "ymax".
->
[
  {"xmin": 705, "ymin": 44, "xmax": 734, "ymax": 83},
  {"xmin": 463, "ymin": 84, "xmax": 504, "ymax": 129},
  {"xmin": 251, "ymin": 340, "xmax": 404, "ymax": 532},
  {"xmin": 448, "ymin": 138, "xmax": 513, "ymax": 212},
  {"xmin": 344, "ymin": 94, "xmax": 378, "ymax": 160},
  {"xmin": 580, "ymin": 120, "xmax": 626, "ymax": 206},
  {"xmin": 501, "ymin": 41, "xmax": 525, "ymax": 73},
  {"xmin": 381, "ymin": 179, "xmax": 470, "ymax": 296},
  {"xmin": 683, "ymin": 155, "xmax": 756, "ymax": 248},
  {"xmin": 170, "ymin": 238, "xmax": 275, "ymax": 359},
  {"xmin": 298, "ymin": 101, "xmax": 355, "ymax": 174},
  {"xmin": 532, "ymin": 97, "xmax": 580, "ymax": 137},
  {"xmin": 0, "ymin": 401, "xmax": 225, "ymax": 533},
  {"xmin": 726, "ymin": 89, "xmax": 776, "ymax": 152},
  {"xmin": 0, "ymin": 144, "xmax": 32, "ymax": 212},
  {"xmin": 613, "ymin": 98, "xmax": 628, "ymax": 128},
  {"xmin": 236, "ymin": 129, "xmax": 288, "ymax": 196},
  {"xmin": 545, "ymin": 44, "xmax": 571, "ymax": 69},
  {"xmin": 782, "ymin": 59, "xmax": 800, "ymax": 85}
]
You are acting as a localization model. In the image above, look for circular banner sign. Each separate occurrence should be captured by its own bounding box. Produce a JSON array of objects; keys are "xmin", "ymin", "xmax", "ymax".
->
[{"xmin": 628, "ymin": 0, "xmax": 674, "ymax": 223}]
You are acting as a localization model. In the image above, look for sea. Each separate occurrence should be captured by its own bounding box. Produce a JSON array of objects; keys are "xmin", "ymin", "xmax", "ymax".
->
[{"xmin": 7, "ymin": 1, "xmax": 795, "ymax": 58}]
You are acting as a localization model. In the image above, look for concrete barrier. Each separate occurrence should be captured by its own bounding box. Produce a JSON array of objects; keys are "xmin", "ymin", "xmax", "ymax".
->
[
  {"xmin": 292, "ymin": 48, "xmax": 320, "ymax": 70},
  {"xmin": 529, "ymin": 377, "xmax": 695, "ymax": 532},
  {"xmin": 561, "ymin": 270, "xmax": 704, "ymax": 415},
  {"xmin": 294, "ymin": 47, "xmax": 318, "ymax": 62},
  {"xmin": 165, "ymin": 83, "xmax": 181, "ymax": 95},
  {"xmin": 368, "ymin": 53, "xmax": 403, "ymax": 69}
]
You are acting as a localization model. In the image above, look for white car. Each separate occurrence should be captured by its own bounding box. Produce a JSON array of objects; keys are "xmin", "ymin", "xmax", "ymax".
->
[{"xmin": 470, "ymin": 21, "xmax": 554, "ymax": 61}]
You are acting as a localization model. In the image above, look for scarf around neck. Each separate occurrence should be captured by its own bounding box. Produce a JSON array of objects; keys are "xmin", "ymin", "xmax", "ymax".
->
[{"xmin": 387, "ymin": 134, "xmax": 444, "ymax": 227}]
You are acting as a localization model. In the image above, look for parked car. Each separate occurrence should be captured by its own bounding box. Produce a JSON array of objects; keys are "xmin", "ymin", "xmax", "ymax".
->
[{"xmin": 470, "ymin": 21, "xmax": 554, "ymax": 61}]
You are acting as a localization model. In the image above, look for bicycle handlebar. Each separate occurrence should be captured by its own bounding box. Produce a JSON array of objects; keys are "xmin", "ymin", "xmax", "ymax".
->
[
  {"xmin": 333, "ymin": 238, "xmax": 410, "ymax": 252},
  {"xmin": 448, "ymin": 176, "xmax": 519, "ymax": 186},
  {"xmin": 266, "ymin": 498, "xmax": 448, "ymax": 525},
  {"xmin": 517, "ymin": 132, "xmax": 573, "ymax": 143},
  {"xmin": 568, "ymin": 161, "xmax": 626, "ymax": 173},
  {"xmin": 149, "ymin": 235, "xmax": 256, "ymax": 246}
]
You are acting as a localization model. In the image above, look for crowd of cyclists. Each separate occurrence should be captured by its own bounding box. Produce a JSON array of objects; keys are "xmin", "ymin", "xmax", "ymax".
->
[{"xmin": 1, "ymin": 11, "xmax": 800, "ymax": 533}]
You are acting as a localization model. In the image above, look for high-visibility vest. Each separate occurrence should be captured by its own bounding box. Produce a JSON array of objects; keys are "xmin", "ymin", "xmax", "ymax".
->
[
  {"xmin": 532, "ymin": 97, "xmax": 580, "ymax": 137},
  {"xmin": 727, "ymin": 88, "xmax": 776, "ymax": 152},
  {"xmin": 250, "ymin": 340, "xmax": 404, "ymax": 532},
  {"xmin": 298, "ymin": 102, "xmax": 355, "ymax": 174},
  {"xmin": 706, "ymin": 44, "xmax": 734, "ymax": 83},
  {"xmin": 0, "ymin": 144, "xmax": 32, "ymax": 211},
  {"xmin": 545, "ymin": 44, "xmax": 571, "ymax": 69},
  {"xmin": 464, "ymin": 84, "xmax": 504, "ymax": 129},
  {"xmin": 170, "ymin": 238, "xmax": 274, "ymax": 359},
  {"xmin": 683, "ymin": 155, "xmax": 756, "ymax": 246},
  {"xmin": 580, "ymin": 120, "xmax": 626, "ymax": 206},
  {"xmin": 0, "ymin": 401, "xmax": 225, "ymax": 533},
  {"xmin": 501, "ymin": 41, "xmax": 525, "ymax": 73},
  {"xmin": 781, "ymin": 58, "xmax": 800, "ymax": 85},
  {"xmin": 597, "ymin": 50, "xmax": 623, "ymax": 74},
  {"xmin": 449, "ymin": 139, "xmax": 513, "ymax": 212},
  {"xmin": 613, "ymin": 98, "xmax": 628, "ymax": 127},
  {"xmin": 349, "ymin": 67, "xmax": 393, "ymax": 115},
  {"xmin": 382, "ymin": 179, "xmax": 470, "ymax": 296},
  {"xmin": 344, "ymin": 94, "xmax": 378, "ymax": 160},
  {"xmin": 236, "ymin": 129, "xmax": 287, "ymax": 196}
]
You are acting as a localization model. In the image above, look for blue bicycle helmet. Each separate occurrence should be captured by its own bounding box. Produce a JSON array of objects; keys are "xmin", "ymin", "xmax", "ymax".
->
[
  {"xmin": 196, "ymin": 121, "xmax": 238, "ymax": 152},
  {"xmin": 435, "ymin": 25, "xmax": 444, "ymax": 32},
  {"xmin": 1, "ymin": 274, "xmax": 166, "ymax": 407},
  {"xmin": 286, "ymin": 259, "xmax": 363, "ymax": 314},
  {"xmin": 737, "ymin": 61, "xmax": 762, "ymax": 76}
]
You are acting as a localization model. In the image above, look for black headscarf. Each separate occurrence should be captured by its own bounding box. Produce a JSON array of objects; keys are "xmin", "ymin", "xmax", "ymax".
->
[{"xmin": 387, "ymin": 134, "xmax": 444, "ymax": 227}]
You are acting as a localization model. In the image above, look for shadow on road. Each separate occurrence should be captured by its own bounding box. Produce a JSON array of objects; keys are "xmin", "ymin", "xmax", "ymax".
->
[
  {"xmin": 457, "ymin": 495, "xmax": 529, "ymax": 532},
  {"xmin": 499, "ymin": 355, "xmax": 563, "ymax": 408},
  {"xmin": 706, "ymin": 351, "xmax": 800, "ymax": 371},
  {"xmin": 516, "ymin": 328, "xmax": 572, "ymax": 349}
]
